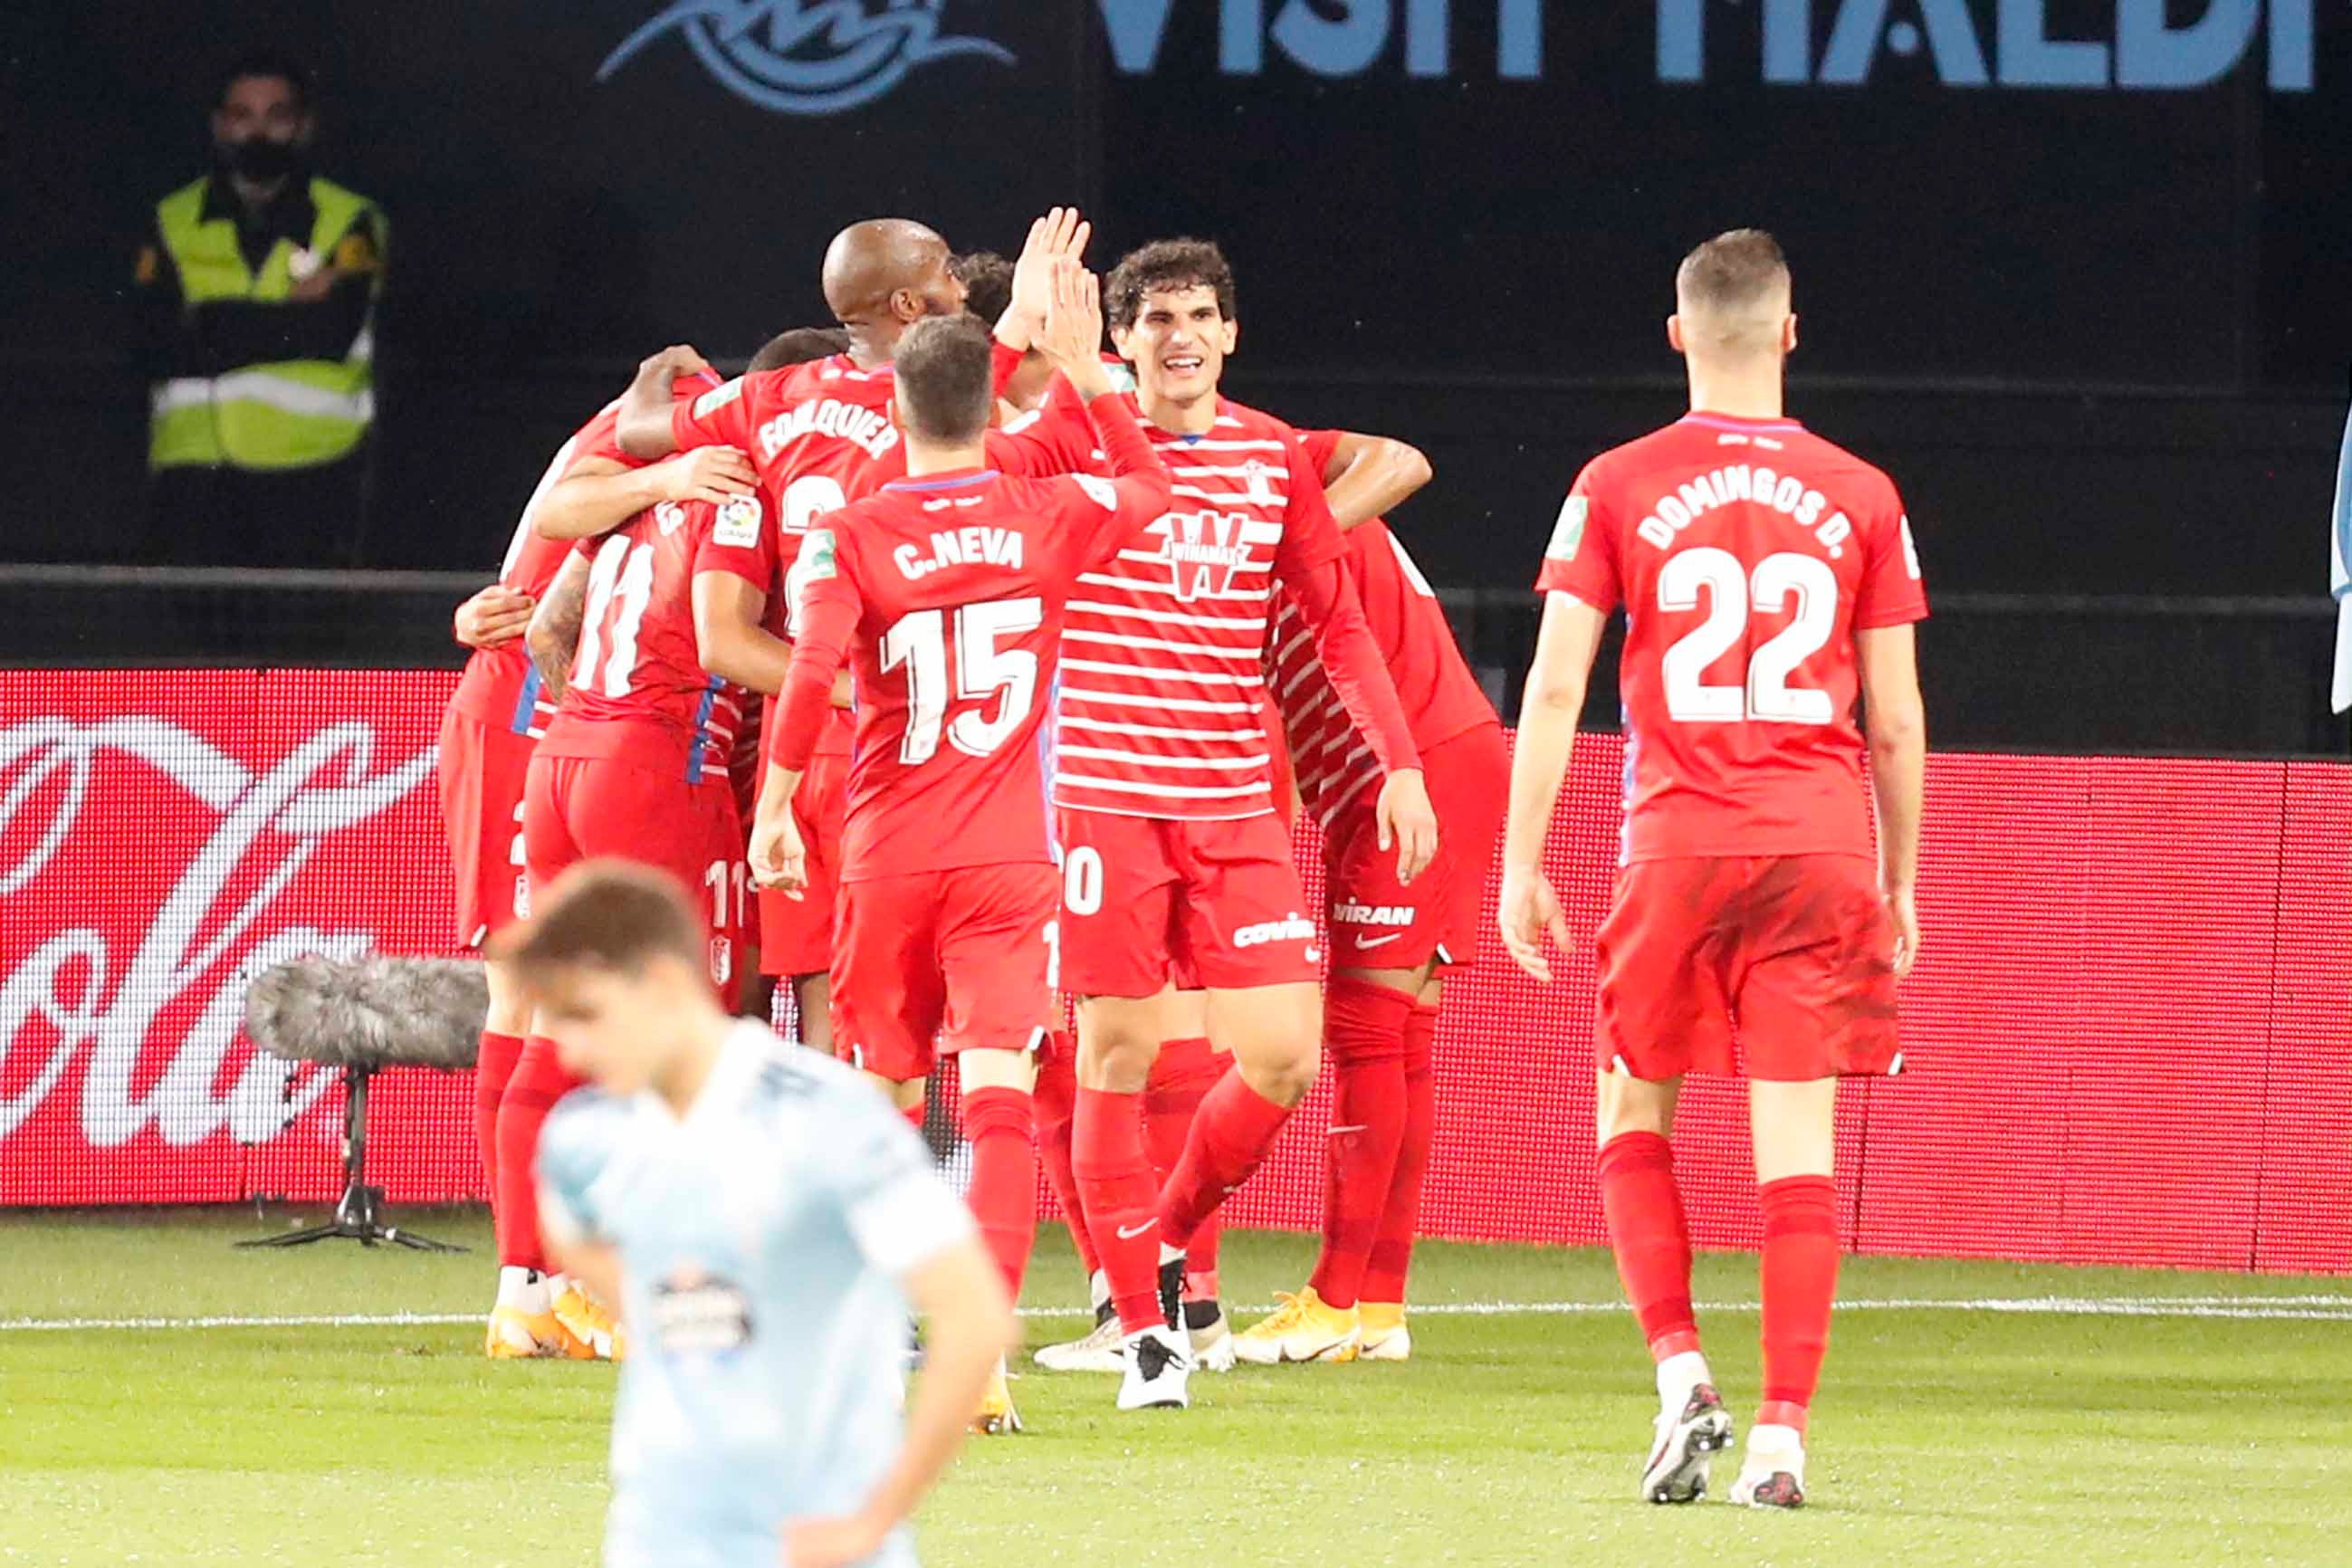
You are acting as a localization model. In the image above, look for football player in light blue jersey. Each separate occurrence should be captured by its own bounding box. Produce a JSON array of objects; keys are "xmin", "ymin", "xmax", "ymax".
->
[{"xmin": 493, "ymin": 859, "xmax": 1016, "ymax": 1568}]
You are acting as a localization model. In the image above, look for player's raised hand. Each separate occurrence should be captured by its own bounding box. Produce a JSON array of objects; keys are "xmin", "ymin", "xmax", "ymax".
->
[
  {"xmin": 749, "ymin": 804, "xmax": 808, "ymax": 899},
  {"xmin": 658, "ymin": 445, "xmax": 758, "ymax": 505},
  {"xmin": 781, "ymin": 1511, "xmax": 887, "ymax": 1568},
  {"xmin": 1375, "ymin": 769, "xmax": 1439, "ymax": 886},
  {"xmin": 1885, "ymin": 883, "xmax": 1920, "ymax": 979},
  {"xmin": 1036, "ymin": 261, "xmax": 1111, "ymax": 398},
  {"xmin": 451, "ymin": 584, "xmax": 534, "ymax": 650},
  {"xmin": 1008, "ymin": 207, "xmax": 1091, "ymax": 339},
  {"xmin": 1497, "ymin": 864, "xmax": 1573, "ymax": 983},
  {"xmin": 636, "ymin": 343, "xmax": 713, "ymax": 383}
]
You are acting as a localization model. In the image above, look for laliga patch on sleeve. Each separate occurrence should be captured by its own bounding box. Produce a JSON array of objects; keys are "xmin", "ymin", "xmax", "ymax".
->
[
  {"xmin": 1546, "ymin": 495, "xmax": 1589, "ymax": 561},
  {"xmin": 800, "ymin": 528, "xmax": 838, "ymax": 580},
  {"xmin": 1072, "ymin": 474, "xmax": 1119, "ymax": 512},
  {"xmin": 713, "ymin": 493, "xmax": 763, "ymax": 548},
  {"xmin": 693, "ymin": 378, "xmax": 745, "ymax": 419}
]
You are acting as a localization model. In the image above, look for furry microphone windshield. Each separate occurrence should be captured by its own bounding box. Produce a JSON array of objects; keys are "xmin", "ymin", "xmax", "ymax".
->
[{"xmin": 243, "ymin": 955, "xmax": 489, "ymax": 1070}]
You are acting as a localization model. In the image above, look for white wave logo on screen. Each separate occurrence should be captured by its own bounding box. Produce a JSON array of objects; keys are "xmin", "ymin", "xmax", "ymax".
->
[
  {"xmin": 0, "ymin": 716, "xmax": 435, "ymax": 1147},
  {"xmin": 598, "ymin": 0, "xmax": 1016, "ymax": 116}
]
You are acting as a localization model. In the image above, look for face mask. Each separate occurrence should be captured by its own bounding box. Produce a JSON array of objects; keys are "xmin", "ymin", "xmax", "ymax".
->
[{"xmin": 219, "ymin": 137, "xmax": 301, "ymax": 183}]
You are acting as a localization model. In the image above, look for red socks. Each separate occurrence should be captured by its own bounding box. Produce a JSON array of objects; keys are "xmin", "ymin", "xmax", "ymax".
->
[
  {"xmin": 960, "ymin": 1085, "xmax": 1037, "ymax": 1304},
  {"xmin": 1033, "ymin": 1034, "xmax": 1097, "ymax": 1276},
  {"xmin": 1363, "ymin": 997, "xmax": 1439, "ymax": 1305},
  {"xmin": 492, "ymin": 1037, "xmax": 582, "ymax": 1271},
  {"xmin": 1074, "ymin": 1086, "xmax": 1163, "ymax": 1334},
  {"xmin": 1147, "ymin": 1036, "xmax": 1226, "ymax": 1298},
  {"xmin": 1597, "ymin": 1130, "xmax": 1699, "ymax": 1360},
  {"xmin": 474, "ymin": 1031, "xmax": 525, "ymax": 1205},
  {"xmin": 1156, "ymin": 1066, "xmax": 1293, "ymax": 1248},
  {"xmin": 1758, "ymin": 1173, "xmax": 1840, "ymax": 1435},
  {"xmin": 1306, "ymin": 978, "xmax": 1415, "ymax": 1310}
]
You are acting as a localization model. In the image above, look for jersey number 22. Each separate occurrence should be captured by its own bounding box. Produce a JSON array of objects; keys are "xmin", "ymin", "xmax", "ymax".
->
[{"xmin": 1659, "ymin": 549, "xmax": 1836, "ymax": 725}]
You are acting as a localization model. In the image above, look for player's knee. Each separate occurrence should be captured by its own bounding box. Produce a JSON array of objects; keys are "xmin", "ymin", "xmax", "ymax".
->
[
  {"xmin": 482, "ymin": 959, "xmax": 532, "ymax": 1037},
  {"xmin": 1595, "ymin": 1071, "xmax": 1678, "ymax": 1145},
  {"xmin": 1238, "ymin": 1040, "xmax": 1317, "ymax": 1107},
  {"xmin": 1078, "ymin": 1034, "xmax": 1154, "ymax": 1092}
]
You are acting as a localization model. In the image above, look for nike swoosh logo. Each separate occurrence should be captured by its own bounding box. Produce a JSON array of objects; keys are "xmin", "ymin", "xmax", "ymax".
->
[
  {"xmin": 1353, "ymin": 932, "xmax": 1405, "ymax": 949},
  {"xmin": 1115, "ymin": 1219, "xmax": 1157, "ymax": 1240}
]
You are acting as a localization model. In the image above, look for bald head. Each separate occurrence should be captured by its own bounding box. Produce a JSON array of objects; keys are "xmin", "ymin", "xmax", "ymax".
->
[
  {"xmin": 821, "ymin": 218, "xmax": 961, "ymax": 330},
  {"xmin": 1672, "ymin": 229, "xmax": 1793, "ymax": 364}
]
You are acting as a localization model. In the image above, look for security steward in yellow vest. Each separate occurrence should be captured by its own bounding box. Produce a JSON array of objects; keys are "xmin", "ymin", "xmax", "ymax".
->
[{"xmin": 135, "ymin": 52, "xmax": 385, "ymax": 567}]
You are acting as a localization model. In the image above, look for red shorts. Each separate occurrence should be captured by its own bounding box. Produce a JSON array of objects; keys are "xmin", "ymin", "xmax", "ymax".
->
[
  {"xmin": 758, "ymin": 748, "xmax": 847, "ymax": 977},
  {"xmin": 521, "ymin": 753, "xmax": 746, "ymax": 998},
  {"xmin": 1593, "ymin": 854, "xmax": 1902, "ymax": 1082},
  {"xmin": 436, "ymin": 707, "xmax": 535, "ymax": 949},
  {"xmin": 830, "ymin": 862, "xmax": 1058, "ymax": 1081},
  {"xmin": 1056, "ymin": 808, "xmax": 1318, "ymax": 998},
  {"xmin": 1323, "ymin": 723, "xmax": 1507, "ymax": 971}
]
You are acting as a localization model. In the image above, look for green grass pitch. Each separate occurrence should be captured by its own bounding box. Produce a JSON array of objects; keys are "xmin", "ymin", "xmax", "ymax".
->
[{"xmin": 3, "ymin": 1209, "xmax": 2348, "ymax": 1566}]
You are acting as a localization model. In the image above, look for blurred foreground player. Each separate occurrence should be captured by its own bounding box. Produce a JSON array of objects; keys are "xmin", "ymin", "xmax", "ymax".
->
[
  {"xmin": 1237, "ymin": 425, "xmax": 1506, "ymax": 1365},
  {"xmin": 501, "ymin": 862, "xmax": 1016, "ymax": 1568},
  {"xmin": 751, "ymin": 285, "xmax": 1175, "ymax": 1432},
  {"xmin": 1499, "ymin": 230, "xmax": 1928, "ymax": 1507}
]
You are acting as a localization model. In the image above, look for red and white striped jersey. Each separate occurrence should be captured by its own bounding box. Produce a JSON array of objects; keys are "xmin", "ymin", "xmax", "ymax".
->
[
  {"xmin": 999, "ymin": 383, "xmax": 1347, "ymax": 820},
  {"xmin": 1266, "ymin": 428, "xmax": 1501, "ymax": 825},
  {"xmin": 535, "ymin": 494, "xmax": 765, "ymax": 789}
]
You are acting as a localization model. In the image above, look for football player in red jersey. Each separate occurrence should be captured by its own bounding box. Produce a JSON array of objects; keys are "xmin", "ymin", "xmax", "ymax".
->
[
  {"xmin": 487, "ymin": 437, "xmax": 792, "ymax": 1359},
  {"xmin": 1233, "ymin": 425, "xmax": 1509, "ymax": 1367},
  {"xmin": 602, "ymin": 212, "xmax": 1087, "ymax": 1054},
  {"xmin": 440, "ymin": 384, "xmax": 754, "ymax": 1360},
  {"xmin": 748, "ymin": 281, "xmax": 1174, "ymax": 1434},
  {"xmin": 1500, "ymin": 231, "xmax": 1929, "ymax": 1509},
  {"xmin": 991, "ymin": 239, "xmax": 1437, "ymax": 1410}
]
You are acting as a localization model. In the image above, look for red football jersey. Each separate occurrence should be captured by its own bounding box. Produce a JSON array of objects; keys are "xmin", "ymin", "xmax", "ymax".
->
[
  {"xmin": 536, "ymin": 492, "xmax": 768, "ymax": 788},
  {"xmin": 1267, "ymin": 427, "xmax": 1499, "ymax": 824},
  {"xmin": 1538, "ymin": 412, "xmax": 1929, "ymax": 864},
  {"xmin": 673, "ymin": 354, "xmax": 925, "ymax": 759},
  {"xmin": 445, "ymin": 402, "xmax": 634, "ymax": 739},
  {"xmin": 993, "ymin": 380, "xmax": 1348, "ymax": 821},
  {"xmin": 785, "ymin": 453, "xmax": 1170, "ymax": 883}
]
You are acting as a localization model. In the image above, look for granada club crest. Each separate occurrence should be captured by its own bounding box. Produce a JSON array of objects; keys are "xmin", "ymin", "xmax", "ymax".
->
[{"xmin": 1163, "ymin": 511, "xmax": 1251, "ymax": 602}]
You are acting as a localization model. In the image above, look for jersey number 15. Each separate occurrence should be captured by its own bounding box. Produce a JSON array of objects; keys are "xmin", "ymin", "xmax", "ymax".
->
[{"xmin": 880, "ymin": 597, "xmax": 1045, "ymax": 764}]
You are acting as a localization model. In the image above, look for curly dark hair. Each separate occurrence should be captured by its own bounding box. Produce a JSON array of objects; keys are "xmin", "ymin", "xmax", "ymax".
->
[
  {"xmin": 951, "ymin": 251, "xmax": 1016, "ymax": 329},
  {"xmin": 1104, "ymin": 239, "xmax": 1236, "ymax": 331}
]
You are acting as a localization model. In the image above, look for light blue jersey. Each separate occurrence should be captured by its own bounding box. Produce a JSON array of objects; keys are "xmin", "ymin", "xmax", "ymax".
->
[{"xmin": 539, "ymin": 1021, "xmax": 973, "ymax": 1568}]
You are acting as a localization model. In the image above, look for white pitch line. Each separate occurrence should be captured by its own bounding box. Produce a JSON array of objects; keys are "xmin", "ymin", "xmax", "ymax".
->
[{"xmin": 4, "ymin": 1296, "xmax": 2349, "ymax": 1334}]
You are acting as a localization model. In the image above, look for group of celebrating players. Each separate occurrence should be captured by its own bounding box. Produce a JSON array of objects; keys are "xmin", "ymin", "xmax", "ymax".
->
[{"xmin": 436, "ymin": 204, "xmax": 1927, "ymax": 1562}]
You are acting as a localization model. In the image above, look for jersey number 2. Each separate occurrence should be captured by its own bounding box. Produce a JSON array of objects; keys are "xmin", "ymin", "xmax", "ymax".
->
[
  {"xmin": 879, "ymin": 598, "xmax": 1045, "ymax": 764},
  {"xmin": 1658, "ymin": 549, "xmax": 1836, "ymax": 725}
]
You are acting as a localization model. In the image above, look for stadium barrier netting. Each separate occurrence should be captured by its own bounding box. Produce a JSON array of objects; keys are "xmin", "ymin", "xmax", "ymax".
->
[{"xmin": 3, "ymin": 669, "xmax": 2347, "ymax": 1274}]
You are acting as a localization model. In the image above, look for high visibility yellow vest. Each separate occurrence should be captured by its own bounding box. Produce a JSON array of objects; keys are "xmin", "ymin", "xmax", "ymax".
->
[{"xmin": 148, "ymin": 175, "xmax": 382, "ymax": 472}]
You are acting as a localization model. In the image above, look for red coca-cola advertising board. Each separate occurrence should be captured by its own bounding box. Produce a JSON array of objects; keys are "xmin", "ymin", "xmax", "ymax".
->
[{"xmin": 4, "ymin": 670, "xmax": 2347, "ymax": 1272}]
